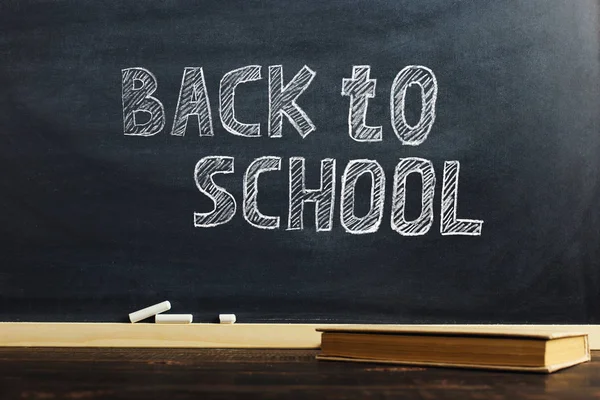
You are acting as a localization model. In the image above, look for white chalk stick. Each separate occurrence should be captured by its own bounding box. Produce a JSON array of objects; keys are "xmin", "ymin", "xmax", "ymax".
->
[
  {"xmin": 219, "ymin": 314, "xmax": 236, "ymax": 324},
  {"xmin": 128, "ymin": 301, "xmax": 171, "ymax": 323},
  {"xmin": 155, "ymin": 314, "xmax": 193, "ymax": 324}
]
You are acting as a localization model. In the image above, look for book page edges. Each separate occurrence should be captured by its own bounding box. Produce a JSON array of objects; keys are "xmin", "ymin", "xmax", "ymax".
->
[{"xmin": 315, "ymin": 354, "xmax": 591, "ymax": 373}]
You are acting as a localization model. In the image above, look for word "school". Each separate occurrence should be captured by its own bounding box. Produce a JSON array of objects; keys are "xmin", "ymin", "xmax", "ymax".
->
[{"xmin": 194, "ymin": 156, "xmax": 483, "ymax": 236}]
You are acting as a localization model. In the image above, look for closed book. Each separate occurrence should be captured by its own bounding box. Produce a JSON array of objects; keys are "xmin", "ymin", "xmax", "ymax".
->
[{"xmin": 316, "ymin": 328, "xmax": 590, "ymax": 373}]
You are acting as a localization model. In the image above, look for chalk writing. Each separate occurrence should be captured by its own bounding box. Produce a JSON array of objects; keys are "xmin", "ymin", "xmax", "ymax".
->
[{"xmin": 121, "ymin": 65, "xmax": 483, "ymax": 236}]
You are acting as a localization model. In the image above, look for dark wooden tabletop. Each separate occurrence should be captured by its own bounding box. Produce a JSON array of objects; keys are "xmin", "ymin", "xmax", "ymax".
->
[{"xmin": 0, "ymin": 348, "xmax": 598, "ymax": 400}]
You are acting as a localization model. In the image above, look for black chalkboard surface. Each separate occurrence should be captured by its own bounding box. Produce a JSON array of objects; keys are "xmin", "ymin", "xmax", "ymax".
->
[{"xmin": 1, "ymin": 1, "xmax": 599, "ymax": 323}]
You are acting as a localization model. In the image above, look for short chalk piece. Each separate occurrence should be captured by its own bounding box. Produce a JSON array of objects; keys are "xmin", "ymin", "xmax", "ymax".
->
[
  {"xmin": 155, "ymin": 314, "xmax": 193, "ymax": 324},
  {"xmin": 219, "ymin": 314, "xmax": 236, "ymax": 324},
  {"xmin": 128, "ymin": 301, "xmax": 171, "ymax": 323}
]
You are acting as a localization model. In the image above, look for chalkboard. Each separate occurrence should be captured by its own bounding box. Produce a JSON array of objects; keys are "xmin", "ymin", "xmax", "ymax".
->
[{"xmin": 1, "ymin": 0, "xmax": 599, "ymax": 323}]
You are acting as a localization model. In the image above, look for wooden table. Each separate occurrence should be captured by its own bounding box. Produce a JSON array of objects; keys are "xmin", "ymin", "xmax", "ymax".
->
[{"xmin": 0, "ymin": 348, "xmax": 597, "ymax": 399}]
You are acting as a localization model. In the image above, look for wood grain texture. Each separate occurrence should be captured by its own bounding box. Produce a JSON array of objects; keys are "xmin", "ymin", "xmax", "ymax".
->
[
  {"xmin": 2, "ymin": 323, "xmax": 600, "ymax": 349},
  {"xmin": 0, "ymin": 348, "xmax": 598, "ymax": 399}
]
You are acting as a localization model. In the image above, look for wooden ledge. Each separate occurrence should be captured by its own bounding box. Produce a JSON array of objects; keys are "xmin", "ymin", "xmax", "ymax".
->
[{"xmin": 1, "ymin": 323, "xmax": 599, "ymax": 349}]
